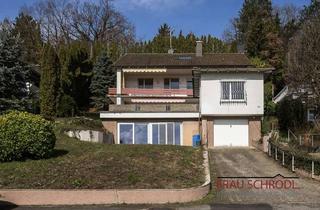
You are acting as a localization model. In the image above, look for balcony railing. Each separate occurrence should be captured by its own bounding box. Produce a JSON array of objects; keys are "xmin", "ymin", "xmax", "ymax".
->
[
  {"xmin": 108, "ymin": 88, "xmax": 193, "ymax": 96},
  {"xmin": 109, "ymin": 104, "xmax": 199, "ymax": 112}
]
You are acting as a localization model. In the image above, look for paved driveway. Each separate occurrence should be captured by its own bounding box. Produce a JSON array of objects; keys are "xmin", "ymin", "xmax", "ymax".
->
[{"xmin": 209, "ymin": 148, "xmax": 320, "ymax": 205}]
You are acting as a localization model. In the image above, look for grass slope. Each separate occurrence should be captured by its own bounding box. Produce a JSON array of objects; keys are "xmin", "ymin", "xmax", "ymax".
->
[{"xmin": 0, "ymin": 134, "xmax": 204, "ymax": 189}]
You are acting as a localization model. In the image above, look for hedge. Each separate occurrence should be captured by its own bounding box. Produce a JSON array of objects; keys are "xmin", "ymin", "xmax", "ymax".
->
[{"xmin": 0, "ymin": 111, "xmax": 56, "ymax": 162}]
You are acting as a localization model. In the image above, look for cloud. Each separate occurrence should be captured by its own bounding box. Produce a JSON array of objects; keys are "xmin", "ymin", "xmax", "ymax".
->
[{"xmin": 115, "ymin": 0, "xmax": 205, "ymax": 11}]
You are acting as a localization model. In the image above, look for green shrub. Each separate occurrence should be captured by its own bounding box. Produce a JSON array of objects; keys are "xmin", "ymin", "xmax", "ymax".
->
[
  {"xmin": 264, "ymin": 81, "xmax": 276, "ymax": 116},
  {"xmin": 55, "ymin": 117, "xmax": 103, "ymax": 134},
  {"xmin": 277, "ymin": 97, "xmax": 305, "ymax": 131},
  {"xmin": 0, "ymin": 111, "xmax": 56, "ymax": 162},
  {"xmin": 250, "ymin": 57, "xmax": 269, "ymax": 68},
  {"xmin": 57, "ymin": 94, "xmax": 77, "ymax": 117}
]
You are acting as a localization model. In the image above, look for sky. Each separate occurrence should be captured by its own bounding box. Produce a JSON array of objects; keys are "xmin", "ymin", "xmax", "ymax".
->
[{"xmin": 0, "ymin": 0, "xmax": 310, "ymax": 41}]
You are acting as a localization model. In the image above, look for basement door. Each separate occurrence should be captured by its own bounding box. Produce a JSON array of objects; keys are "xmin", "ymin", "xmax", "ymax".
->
[{"xmin": 214, "ymin": 119, "xmax": 249, "ymax": 147}]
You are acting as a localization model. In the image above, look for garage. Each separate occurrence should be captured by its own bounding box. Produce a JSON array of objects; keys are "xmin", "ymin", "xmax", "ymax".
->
[{"xmin": 214, "ymin": 119, "xmax": 249, "ymax": 146}]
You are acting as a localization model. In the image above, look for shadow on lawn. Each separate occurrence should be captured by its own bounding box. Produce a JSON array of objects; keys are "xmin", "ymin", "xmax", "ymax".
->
[
  {"xmin": 0, "ymin": 200, "xmax": 18, "ymax": 210},
  {"xmin": 50, "ymin": 149, "xmax": 69, "ymax": 158}
]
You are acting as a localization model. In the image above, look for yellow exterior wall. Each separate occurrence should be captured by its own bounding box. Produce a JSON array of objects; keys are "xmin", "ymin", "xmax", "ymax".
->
[
  {"xmin": 102, "ymin": 121, "xmax": 117, "ymax": 144},
  {"xmin": 183, "ymin": 121, "xmax": 200, "ymax": 146}
]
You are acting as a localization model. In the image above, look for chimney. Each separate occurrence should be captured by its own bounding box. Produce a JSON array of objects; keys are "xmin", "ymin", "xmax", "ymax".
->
[{"xmin": 196, "ymin": 40, "xmax": 203, "ymax": 57}]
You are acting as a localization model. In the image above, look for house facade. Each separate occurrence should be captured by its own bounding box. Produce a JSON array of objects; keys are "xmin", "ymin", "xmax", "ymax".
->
[
  {"xmin": 100, "ymin": 41, "xmax": 273, "ymax": 148},
  {"xmin": 273, "ymin": 85, "xmax": 317, "ymax": 122}
]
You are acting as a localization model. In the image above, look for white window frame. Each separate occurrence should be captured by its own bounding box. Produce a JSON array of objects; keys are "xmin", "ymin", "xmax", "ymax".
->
[
  {"xmin": 117, "ymin": 123, "xmax": 134, "ymax": 144},
  {"xmin": 117, "ymin": 122, "xmax": 183, "ymax": 145},
  {"xmin": 220, "ymin": 80, "xmax": 247, "ymax": 103},
  {"xmin": 307, "ymin": 108, "xmax": 316, "ymax": 122}
]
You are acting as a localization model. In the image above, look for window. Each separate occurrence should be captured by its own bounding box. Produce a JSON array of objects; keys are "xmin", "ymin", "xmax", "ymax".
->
[
  {"xmin": 152, "ymin": 122, "xmax": 181, "ymax": 145},
  {"xmin": 174, "ymin": 123, "xmax": 181, "ymax": 145},
  {"xmin": 221, "ymin": 81, "xmax": 245, "ymax": 102},
  {"xmin": 307, "ymin": 108, "xmax": 316, "ymax": 122},
  {"xmin": 187, "ymin": 80, "xmax": 193, "ymax": 89},
  {"xmin": 159, "ymin": 124, "xmax": 166, "ymax": 144},
  {"xmin": 167, "ymin": 123, "xmax": 174, "ymax": 145},
  {"xmin": 134, "ymin": 124, "xmax": 148, "ymax": 144},
  {"xmin": 118, "ymin": 122, "xmax": 181, "ymax": 145},
  {"xmin": 164, "ymin": 78, "xmax": 179, "ymax": 89},
  {"xmin": 119, "ymin": 124, "xmax": 133, "ymax": 144},
  {"xmin": 138, "ymin": 78, "xmax": 153, "ymax": 89}
]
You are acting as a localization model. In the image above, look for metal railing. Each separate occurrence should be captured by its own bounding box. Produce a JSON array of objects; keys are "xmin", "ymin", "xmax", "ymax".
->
[
  {"xmin": 268, "ymin": 141, "xmax": 320, "ymax": 178},
  {"xmin": 108, "ymin": 88, "xmax": 193, "ymax": 96}
]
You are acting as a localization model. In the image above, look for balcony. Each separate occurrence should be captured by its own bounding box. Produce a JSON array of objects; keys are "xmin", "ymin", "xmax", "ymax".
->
[
  {"xmin": 109, "ymin": 104, "xmax": 199, "ymax": 112},
  {"xmin": 108, "ymin": 88, "xmax": 193, "ymax": 97}
]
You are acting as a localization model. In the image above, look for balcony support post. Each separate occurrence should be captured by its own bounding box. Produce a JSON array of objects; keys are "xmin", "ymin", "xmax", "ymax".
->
[{"xmin": 116, "ymin": 69, "xmax": 122, "ymax": 105}]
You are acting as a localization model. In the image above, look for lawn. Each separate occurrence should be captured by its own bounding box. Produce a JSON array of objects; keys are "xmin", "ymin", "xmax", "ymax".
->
[{"xmin": 0, "ymin": 133, "xmax": 204, "ymax": 189}]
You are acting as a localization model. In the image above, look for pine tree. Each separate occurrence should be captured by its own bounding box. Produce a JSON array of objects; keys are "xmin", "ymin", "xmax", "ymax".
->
[
  {"xmin": 58, "ymin": 42, "xmax": 92, "ymax": 113},
  {"xmin": 13, "ymin": 13, "xmax": 42, "ymax": 65},
  {"xmin": 300, "ymin": 0, "xmax": 320, "ymax": 23},
  {"xmin": 90, "ymin": 51, "xmax": 115, "ymax": 110},
  {"xmin": 235, "ymin": 0, "xmax": 284, "ymax": 63},
  {"xmin": 0, "ymin": 20, "xmax": 28, "ymax": 111},
  {"xmin": 235, "ymin": 0, "xmax": 285, "ymax": 94},
  {"xmin": 40, "ymin": 44, "xmax": 60, "ymax": 119},
  {"xmin": 152, "ymin": 23, "xmax": 171, "ymax": 53}
]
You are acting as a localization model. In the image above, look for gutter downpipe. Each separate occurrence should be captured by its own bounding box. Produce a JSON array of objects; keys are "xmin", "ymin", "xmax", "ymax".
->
[
  {"xmin": 192, "ymin": 68, "xmax": 202, "ymax": 146},
  {"xmin": 193, "ymin": 67, "xmax": 209, "ymax": 148}
]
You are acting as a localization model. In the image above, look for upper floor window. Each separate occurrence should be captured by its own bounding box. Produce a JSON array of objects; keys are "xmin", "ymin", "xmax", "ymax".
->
[
  {"xmin": 138, "ymin": 78, "xmax": 153, "ymax": 89},
  {"xmin": 164, "ymin": 78, "xmax": 179, "ymax": 89},
  {"xmin": 221, "ymin": 81, "xmax": 246, "ymax": 102},
  {"xmin": 307, "ymin": 108, "xmax": 316, "ymax": 122},
  {"xmin": 187, "ymin": 80, "xmax": 193, "ymax": 89}
]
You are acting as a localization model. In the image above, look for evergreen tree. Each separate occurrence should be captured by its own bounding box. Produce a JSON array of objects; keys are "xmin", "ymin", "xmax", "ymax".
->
[
  {"xmin": 13, "ymin": 13, "xmax": 42, "ymax": 65},
  {"xmin": 300, "ymin": 0, "xmax": 320, "ymax": 23},
  {"xmin": 235, "ymin": 0, "xmax": 284, "ymax": 94},
  {"xmin": 151, "ymin": 23, "xmax": 171, "ymax": 53},
  {"xmin": 236, "ymin": 0, "xmax": 280, "ymax": 58},
  {"xmin": 40, "ymin": 44, "xmax": 60, "ymax": 119},
  {"xmin": 90, "ymin": 51, "xmax": 115, "ymax": 110},
  {"xmin": 0, "ymin": 20, "xmax": 28, "ymax": 111},
  {"xmin": 58, "ymin": 42, "xmax": 92, "ymax": 113}
]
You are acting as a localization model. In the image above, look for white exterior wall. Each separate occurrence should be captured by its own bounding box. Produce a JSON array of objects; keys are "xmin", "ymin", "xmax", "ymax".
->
[
  {"xmin": 124, "ymin": 74, "xmax": 192, "ymax": 89},
  {"xmin": 200, "ymin": 72, "xmax": 264, "ymax": 116}
]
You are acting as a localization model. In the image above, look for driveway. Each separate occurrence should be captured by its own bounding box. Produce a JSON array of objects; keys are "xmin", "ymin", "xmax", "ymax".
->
[{"xmin": 209, "ymin": 148, "xmax": 320, "ymax": 205}]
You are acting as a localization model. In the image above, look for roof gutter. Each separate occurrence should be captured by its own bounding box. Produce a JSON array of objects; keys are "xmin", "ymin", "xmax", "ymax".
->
[{"xmin": 193, "ymin": 67, "xmax": 275, "ymax": 74}]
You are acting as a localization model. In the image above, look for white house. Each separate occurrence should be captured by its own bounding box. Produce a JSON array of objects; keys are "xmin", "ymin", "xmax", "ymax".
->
[{"xmin": 100, "ymin": 41, "xmax": 273, "ymax": 148}]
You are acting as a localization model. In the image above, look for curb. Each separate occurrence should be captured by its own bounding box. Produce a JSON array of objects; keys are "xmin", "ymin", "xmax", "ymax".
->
[{"xmin": 0, "ymin": 150, "xmax": 211, "ymax": 205}]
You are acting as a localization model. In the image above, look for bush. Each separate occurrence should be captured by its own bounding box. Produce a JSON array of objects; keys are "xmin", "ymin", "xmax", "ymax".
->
[
  {"xmin": 264, "ymin": 82, "xmax": 276, "ymax": 116},
  {"xmin": 55, "ymin": 117, "xmax": 103, "ymax": 134},
  {"xmin": 277, "ymin": 97, "xmax": 305, "ymax": 131},
  {"xmin": 57, "ymin": 94, "xmax": 77, "ymax": 117},
  {"xmin": 0, "ymin": 111, "xmax": 56, "ymax": 162},
  {"xmin": 250, "ymin": 57, "xmax": 269, "ymax": 68},
  {"xmin": 269, "ymin": 139, "xmax": 320, "ymax": 175}
]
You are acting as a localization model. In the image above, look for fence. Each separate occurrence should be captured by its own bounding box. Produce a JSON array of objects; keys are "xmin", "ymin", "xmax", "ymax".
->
[
  {"xmin": 268, "ymin": 141, "xmax": 320, "ymax": 179},
  {"xmin": 298, "ymin": 134, "xmax": 320, "ymax": 148}
]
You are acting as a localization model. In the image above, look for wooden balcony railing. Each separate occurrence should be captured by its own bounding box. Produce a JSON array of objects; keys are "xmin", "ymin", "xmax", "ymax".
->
[{"xmin": 108, "ymin": 88, "xmax": 193, "ymax": 96}]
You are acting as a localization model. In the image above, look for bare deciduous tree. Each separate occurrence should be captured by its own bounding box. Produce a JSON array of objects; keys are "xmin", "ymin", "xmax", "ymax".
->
[
  {"xmin": 287, "ymin": 15, "xmax": 320, "ymax": 126},
  {"xmin": 24, "ymin": 0, "xmax": 134, "ymax": 49},
  {"xmin": 273, "ymin": 4, "xmax": 300, "ymax": 27}
]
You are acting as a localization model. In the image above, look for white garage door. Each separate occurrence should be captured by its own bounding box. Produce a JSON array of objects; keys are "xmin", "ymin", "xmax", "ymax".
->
[{"xmin": 214, "ymin": 119, "xmax": 248, "ymax": 146}]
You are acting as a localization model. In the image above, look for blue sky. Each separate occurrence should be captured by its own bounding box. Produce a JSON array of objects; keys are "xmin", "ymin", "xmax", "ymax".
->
[{"xmin": 0, "ymin": 0, "xmax": 310, "ymax": 41}]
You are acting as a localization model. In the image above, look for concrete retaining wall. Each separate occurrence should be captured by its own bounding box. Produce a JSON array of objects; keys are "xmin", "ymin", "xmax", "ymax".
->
[
  {"xmin": 0, "ymin": 151, "xmax": 210, "ymax": 206},
  {"xmin": 65, "ymin": 130, "xmax": 113, "ymax": 144}
]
